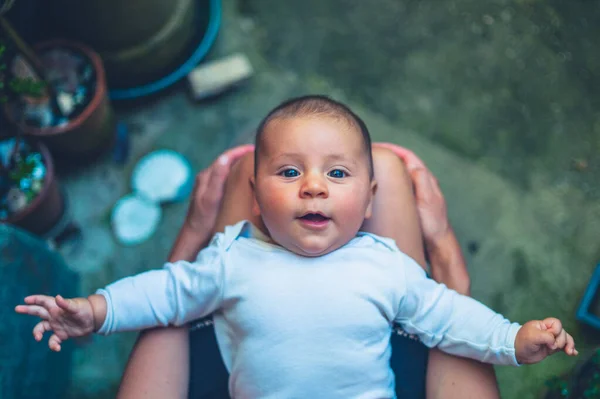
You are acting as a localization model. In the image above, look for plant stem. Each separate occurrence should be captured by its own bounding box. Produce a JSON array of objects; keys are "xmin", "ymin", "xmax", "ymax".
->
[
  {"xmin": 0, "ymin": 15, "xmax": 62, "ymax": 119},
  {"xmin": 0, "ymin": 152, "xmax": 6, "ymax": 175},
  {"xmin": 8, "ymin": 132, "xmax": 20, "ymax": 163}
]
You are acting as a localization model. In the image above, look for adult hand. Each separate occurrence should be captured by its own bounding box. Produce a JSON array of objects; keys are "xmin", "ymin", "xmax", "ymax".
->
[
  {"xmin": 185, "ymin": 145, "xmax": 255, "ymax": 234},
  {"xmin": 373, "ymin": 143, "xmax": 450, "ymax": 246}
]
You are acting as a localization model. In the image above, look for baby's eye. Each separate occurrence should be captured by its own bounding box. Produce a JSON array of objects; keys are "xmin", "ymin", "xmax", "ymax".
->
[
  {"xmin": 280, "ymin": 169, "xmax": 299, "ymax": 178},
  {"xmin": 328, "ymin": 169, "xmax": 346, "ymax": 178}
]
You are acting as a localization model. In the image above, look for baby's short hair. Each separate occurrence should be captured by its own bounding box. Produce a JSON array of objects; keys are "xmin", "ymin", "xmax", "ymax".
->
[{"xmin": 254, "ymin": 95, "xmax": 374, "ymax": 179}]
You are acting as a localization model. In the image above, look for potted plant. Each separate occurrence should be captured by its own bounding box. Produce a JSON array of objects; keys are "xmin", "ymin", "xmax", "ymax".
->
[
  {"xmin": 542, "ymin": 375, "xmax": 571, "ymax": 399},
  {"xmin": 0, "ymin": 8, "xmax": 116, "ymax": 161},
  {"xmin": 0, "ymin": 136, "xmax": 64, "ymax": 236},
  {"xmin": 541, "ymin": 348, "xmax": 600, "ymax": 399},
  {"xmin": 570, "ymin": 348, "xmax": 600, "ymax": 398},
  {"xmin": 0, "ymin": 22, "xmax": 65, "ymax": 235}
]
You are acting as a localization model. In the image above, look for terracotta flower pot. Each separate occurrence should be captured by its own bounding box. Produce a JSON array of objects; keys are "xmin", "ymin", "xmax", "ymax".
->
[
  {"xmin": 3, "ymin": 140, "xmax": 65, "ymax": 236},
  {"xmin": 4, "ymin": 40, "xmax": 116, "ymax": 161}
]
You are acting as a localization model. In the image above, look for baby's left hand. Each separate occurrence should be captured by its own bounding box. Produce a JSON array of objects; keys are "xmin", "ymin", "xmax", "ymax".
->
[{"xmin": 515, "ymin": 318, "xmax": 578, "ymax": 364}]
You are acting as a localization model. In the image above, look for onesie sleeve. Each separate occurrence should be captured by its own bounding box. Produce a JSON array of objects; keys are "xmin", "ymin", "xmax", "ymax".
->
[
  {"xmin": 96, "ymin": 233, "xmax": 227, "ymax": 335},
  {"xmin": 393, "ymin": 254, "xmax": 522, "ymax": 366}
]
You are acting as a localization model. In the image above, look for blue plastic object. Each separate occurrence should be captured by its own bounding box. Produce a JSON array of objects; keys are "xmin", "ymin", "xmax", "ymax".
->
[
  {"xmin": 576, "ymin": 263, "xmax": 600, "ymax": 330},
  {"xmin": 113, "ymin": 122, "xmax": 130, "ymax": 164},
  {"xmin": 108, "ymin": 0, "xmax": 222, "ymax": 100}
]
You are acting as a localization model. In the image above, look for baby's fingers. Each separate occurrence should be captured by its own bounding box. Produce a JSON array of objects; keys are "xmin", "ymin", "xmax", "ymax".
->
[
  {"xmin": 23, "ymin": 295, "xmax": 57, "ymax": 309},
  {"xmin": 33, "ymin": 320, "xmax": 52, "ymax": 341},
  {"xmin": 564, "ymin": 333, "xmax": 578, "ymax": 356},
  {"xmin": 551, "ymin": 329, "xmax": 567, "ymax": 351},
  {"xmin": 373, "ymin": 143, "xmax": 427, "ymax": 170},
  {"xmin": 15, "ymin": 304, "xmax": 50, "ymax": 319},
  {"xmin": 48, "ymin": 334, "xmax": 63, "ymax": 352},
  {"xmin": 542, "ymin": 317, "xmax": 563, "ymax": 336},
  {"xmin": 55, "ymin": 295, "xmax": 77, "ymax": 313}
]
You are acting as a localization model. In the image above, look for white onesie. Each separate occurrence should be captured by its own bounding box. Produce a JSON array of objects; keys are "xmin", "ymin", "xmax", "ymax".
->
[{"xmin": 97, "ymin": 221, "xmax": 520, "ymax": 399}]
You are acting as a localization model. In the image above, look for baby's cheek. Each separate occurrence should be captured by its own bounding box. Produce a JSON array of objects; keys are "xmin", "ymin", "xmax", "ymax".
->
[
  {"xmin": 336, "ymin": 197, "xmax": 367, "ymax": 227},
  {"xmin": 259, "ymin": 189, "xmax": 293, "ymax": 223},
  {"xmin": 264, "ymin": 191, "xmax": 289, "ymax": 211}
]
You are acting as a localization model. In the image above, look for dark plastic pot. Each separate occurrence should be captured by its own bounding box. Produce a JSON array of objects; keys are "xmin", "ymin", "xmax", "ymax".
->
[
  {"xmin": 3, "ymin": 140, "xmax": 65, "ymax": 236},
  {"xmin": 54, "ymin": 0, "xmax": 197, "ymax": 88},
  {"xmin": 102, "ymin": 0, "xmax": 197, "ymax": 87},
  {"xmin": 109, "ymin": 0, "xmax": 221, "ymax": 100},
  {"xmin": 5, "ymin": 40, "xmax": 117, "ymax": 160},
  {"xmin": 55, "ymin": 0, "xmax": 183, "ymax": 51}
]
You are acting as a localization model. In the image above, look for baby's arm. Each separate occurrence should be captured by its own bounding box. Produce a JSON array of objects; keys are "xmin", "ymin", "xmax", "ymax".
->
[
  {"xmin": 15, "ymin": 238, "xmax": 225, "ymax": 351},
  {"xmin": 395, "ymin": 255, "xmax": 577, "ymax": 365}
]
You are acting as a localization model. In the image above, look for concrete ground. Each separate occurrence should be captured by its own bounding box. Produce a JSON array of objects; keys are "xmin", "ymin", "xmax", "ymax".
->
[{"xmin": 50, "ymin": 0, "xmax": 600, "ymax": 398}]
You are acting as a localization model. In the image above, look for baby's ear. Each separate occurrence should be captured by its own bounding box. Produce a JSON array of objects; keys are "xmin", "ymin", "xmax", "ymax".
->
[
  {"xmin": 364, "ymin": 179, "xmax": 378, "ymax": 220},
  {"xmin": 249, "ymin": 176, "xmax": 261, "ymax": 216}
]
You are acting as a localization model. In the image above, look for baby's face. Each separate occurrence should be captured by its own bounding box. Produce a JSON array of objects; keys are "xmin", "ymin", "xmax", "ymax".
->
[{"xmin": 252, "ymin": 116, "xmax": 376, "ymax": 257}]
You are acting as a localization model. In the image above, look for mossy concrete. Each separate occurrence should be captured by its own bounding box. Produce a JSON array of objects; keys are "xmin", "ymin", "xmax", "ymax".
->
[{"xmin": 47, "ymin": 0, "xmax": 600, "ymax": 398}]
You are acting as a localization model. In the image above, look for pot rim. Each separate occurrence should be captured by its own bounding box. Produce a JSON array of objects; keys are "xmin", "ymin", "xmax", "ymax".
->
[
  {"xmin": 3, "ymin": 139, "xmax": 55, "ymax": 223},
  {"xmin": 5, "ymin": 39, "xmax": 107, "ymax": 136},
  {"xmin": 108, "ymin": 0, "xmax": 221, "ymax": 100}
]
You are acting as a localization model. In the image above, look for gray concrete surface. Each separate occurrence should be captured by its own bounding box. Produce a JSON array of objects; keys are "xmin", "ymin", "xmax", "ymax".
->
[{"xmin": 48, "ymin": 0, "xmax": 600, "ymax": 398}]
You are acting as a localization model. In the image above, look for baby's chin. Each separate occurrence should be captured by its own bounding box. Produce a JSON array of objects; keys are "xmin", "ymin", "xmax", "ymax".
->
[
  {"xmin": 284, "ymin": 240, "xmax": 342, "ymax": 258},
  {"xmin": 265, "ymin": 225, "xmax": 351, "ymax": 257}
]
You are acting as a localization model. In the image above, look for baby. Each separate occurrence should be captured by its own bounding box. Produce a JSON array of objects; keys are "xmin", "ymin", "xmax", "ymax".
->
[{"xmin": 17, "ymin": 95, "xmax": 577, "ymax": 398}]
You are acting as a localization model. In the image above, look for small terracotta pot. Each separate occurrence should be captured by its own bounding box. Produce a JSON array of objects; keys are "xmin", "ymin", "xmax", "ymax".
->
[
  {"xmin": 5, "ymin": 40, "xmax": 116, "ymax": 160},
  {"xmin": 3, "ymin": 140, "xmax": 65, "ymax": 236}
]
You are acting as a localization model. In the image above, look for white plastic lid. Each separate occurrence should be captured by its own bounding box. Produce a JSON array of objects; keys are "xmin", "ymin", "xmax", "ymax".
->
[
  {"xmin": 131, "ymin": 149, "xmax": 193, "ymax": 203},
  {"xmin": 111, "ymin": 193, "xmax": 162, "ymax": 246}
]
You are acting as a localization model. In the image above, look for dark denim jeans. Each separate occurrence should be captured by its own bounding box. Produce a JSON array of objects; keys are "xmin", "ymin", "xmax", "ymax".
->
[{"xmin": 188, "ymin": 319, "xmax": 428, "ymax": 399}]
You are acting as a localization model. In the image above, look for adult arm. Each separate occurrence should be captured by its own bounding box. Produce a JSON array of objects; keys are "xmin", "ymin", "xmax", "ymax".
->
[{"xmin": 117, "ymin": 146, "xmax": 254, "ymax": 399}]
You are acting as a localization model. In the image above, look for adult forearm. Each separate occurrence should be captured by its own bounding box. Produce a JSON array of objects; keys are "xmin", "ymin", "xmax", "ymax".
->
[
  {"xmin": 169, "ymin": 223, "xmax": 212, "ymax": 262},
  {"xmin": 426, "ymin": 228, "xmax": 471, "ymax": 296}
]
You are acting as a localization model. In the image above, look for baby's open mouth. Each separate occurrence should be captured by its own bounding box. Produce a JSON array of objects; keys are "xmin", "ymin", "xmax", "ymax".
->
[{"xmin": 299, "ymin": 213, "xmax": 330, "ymax": 222}]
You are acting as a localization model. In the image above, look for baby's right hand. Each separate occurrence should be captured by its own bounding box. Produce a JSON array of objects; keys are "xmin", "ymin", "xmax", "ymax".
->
[{"xmin": 15, "ymin": 295, "xmax": 95, "ymax": 352}]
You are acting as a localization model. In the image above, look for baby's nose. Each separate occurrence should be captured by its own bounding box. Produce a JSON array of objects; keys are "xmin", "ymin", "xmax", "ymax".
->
[{"xmin": 301, "ymin": 175, "xmax": 328, "ymax": 198}]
